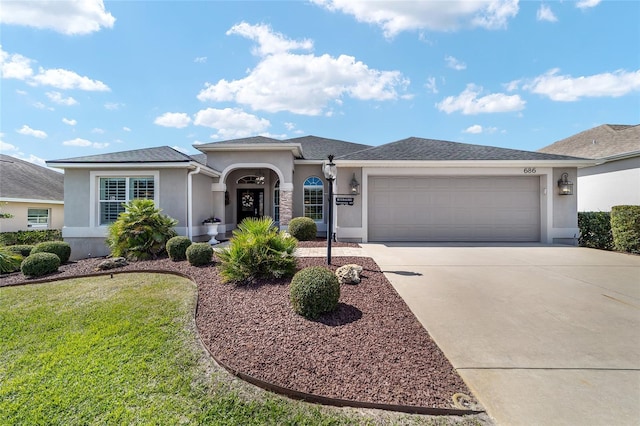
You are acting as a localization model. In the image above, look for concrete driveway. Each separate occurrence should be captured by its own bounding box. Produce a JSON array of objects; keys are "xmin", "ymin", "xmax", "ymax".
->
[{"xmin": 361, "ymin": 243, "xmax": 640, "ymax": 426}]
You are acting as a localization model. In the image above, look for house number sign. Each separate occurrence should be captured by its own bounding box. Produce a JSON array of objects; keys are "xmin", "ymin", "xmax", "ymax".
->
[
  {"xmin": 335, "ymin": 197, "xmax": 354, "ymax": 206},
  {"xmin": 523, "ymin": 167, "xmax": 537, "ymax": 174}
]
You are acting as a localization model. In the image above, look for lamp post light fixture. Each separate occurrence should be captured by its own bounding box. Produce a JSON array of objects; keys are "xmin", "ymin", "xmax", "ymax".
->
[
  {"xmin": 557, "ymin": 172, "xmax": 574, "ymax": 195},
  {"xmin": 323, "ymin": 154, "xmax": 337, "ymax": 265}
]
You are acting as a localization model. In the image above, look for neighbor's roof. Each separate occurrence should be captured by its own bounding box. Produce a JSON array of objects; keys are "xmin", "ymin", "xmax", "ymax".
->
[
  {"xmin": 338, "ymin": 137, "xmax": 586, "ymax": 161},
  {"xmin": 0, "ymin": 154, "xmax": 64, "ymax": 201},
  {"xmin": 47, "ymin": 146, "xmax": 201, "ymax": 164},
  {"xmin": 196, "ymin": 135, "xmax": 371, "ymax": 160},
  {"xmin": 538, "ymin": 124, "xmax": 640, "ymax": 159}
]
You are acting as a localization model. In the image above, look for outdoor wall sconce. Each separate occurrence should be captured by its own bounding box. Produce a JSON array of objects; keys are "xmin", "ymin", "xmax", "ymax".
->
[
  {"xmin": 557, "ymin": 172, "xmax": 573, "ymax": 195},
  {"xmin": 255, "ymin": 170, "xmax": 265, "ymax": 185},
  {"xmin": 349, "ymin": 173, "xmax": 360, "ymax": 195}
]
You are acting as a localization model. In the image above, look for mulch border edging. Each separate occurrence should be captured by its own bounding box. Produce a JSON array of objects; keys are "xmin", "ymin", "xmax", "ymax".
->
[{"xmin": 2, "ymin": 267, "xmax": 484, "ymax": 417}]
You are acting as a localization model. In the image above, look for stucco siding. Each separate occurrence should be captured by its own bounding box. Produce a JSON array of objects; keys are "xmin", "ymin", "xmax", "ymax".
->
[
  {"xmin": 0, "ymin": 202, "xmax": 64, "ymax": 232},
  {"xmin": 64, "ymin": 169, "xmax": 91, "ymax": 227},
  {"xmin": 577, "ymin": 157, "xmax": 640, "ymax": 212},
  {"xmin": 158, "ymin": 169, "xmax": 188, "ymax": 225},
  {"xmin": 552, "ymin": 167, "xmax": 579, "ymax": 229},
  {"xmin": 292, "ymin": 164, "xmax": 326, "ymax": 233}
]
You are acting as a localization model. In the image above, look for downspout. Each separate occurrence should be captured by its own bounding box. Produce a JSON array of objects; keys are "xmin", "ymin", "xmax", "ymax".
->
[{"xmin": 187, "ymin": 166, "xmax": 201, "ymax": 240}]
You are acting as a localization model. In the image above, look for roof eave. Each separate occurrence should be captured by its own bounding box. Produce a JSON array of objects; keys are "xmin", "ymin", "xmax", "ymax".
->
[
  {"xmin": 196, "ymin": 143, "xmax": 303, "ymax": 157},
  {"xmin": 45, "ymin": 160, "xmax": 221, "ymax": 176},
  {"xmin": 334, "ymin": 159, "xmax": 597, "ymax": 167}
]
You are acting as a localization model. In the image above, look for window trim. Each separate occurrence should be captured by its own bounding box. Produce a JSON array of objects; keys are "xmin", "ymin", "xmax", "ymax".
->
[
  {"xmin": 273, "ymin": 179, "xmax": 280, "ymax": 223},
  {"xmin": 90, "ymin": 170, "xmax": 159, "ymax": 227},
  {"xmin": 303, "ymin": 176, "xmax": 324, "ymax": 223},
  {"xmin": 27, "ymin": 208, "xmax": 50, "ymax": 228}
]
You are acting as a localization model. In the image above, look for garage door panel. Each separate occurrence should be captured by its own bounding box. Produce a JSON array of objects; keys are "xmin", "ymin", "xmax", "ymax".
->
[{"xmin": 369, "ymin": 176, "xmax": 540, "ymax": 242}]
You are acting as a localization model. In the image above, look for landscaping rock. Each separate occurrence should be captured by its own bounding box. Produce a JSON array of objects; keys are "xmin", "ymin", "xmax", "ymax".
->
[
  {"xmin": 96, "ymin": 257, "xmax": 128, "ymax": 270},
  {"xmin": 335, "ymin": 263, "xmax": 363, "ymax": 285}
]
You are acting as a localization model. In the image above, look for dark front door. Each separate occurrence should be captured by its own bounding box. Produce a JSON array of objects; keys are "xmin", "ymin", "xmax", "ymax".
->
[{"xmin": 237, "ymin": 189, "xmax": 264, "ymax": 224}]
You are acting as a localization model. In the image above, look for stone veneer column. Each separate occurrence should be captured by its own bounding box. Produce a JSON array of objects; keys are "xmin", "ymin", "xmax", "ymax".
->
[{"xmin": 279, "ymin": 188, "xmax": 293, "ymax": 228}]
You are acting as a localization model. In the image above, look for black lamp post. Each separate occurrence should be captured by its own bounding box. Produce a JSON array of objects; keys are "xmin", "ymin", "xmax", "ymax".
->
[{"xmin": 323, "ymin": 154, "xmax": 337, "ymax": 265}]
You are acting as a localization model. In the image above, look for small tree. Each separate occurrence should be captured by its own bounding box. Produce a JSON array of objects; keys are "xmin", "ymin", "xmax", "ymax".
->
[{"xmin": 106, "ymin": 199, "xmax": 178, "ymax": 261}]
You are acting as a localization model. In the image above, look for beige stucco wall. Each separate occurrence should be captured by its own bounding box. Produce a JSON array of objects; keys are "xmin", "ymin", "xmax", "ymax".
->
[{"xmin": 0, "ymin": 201, "xmax": 64, "ymax": 232}]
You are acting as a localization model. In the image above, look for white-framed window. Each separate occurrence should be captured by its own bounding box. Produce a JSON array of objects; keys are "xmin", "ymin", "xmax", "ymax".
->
[
  {"xmin": 99, "ymin": 176, "xmax": 155, "ymax": 225},
  {"xmin": 303, "ymin": 176, "xmax": 323, "ymax": 222},
  {"xmin": 274, "ymin": 179, "xmax": 280, "ymax": 222},
  {"xmin": 27, "ymin": 208, "xmax": 49, "ymax": 228}
]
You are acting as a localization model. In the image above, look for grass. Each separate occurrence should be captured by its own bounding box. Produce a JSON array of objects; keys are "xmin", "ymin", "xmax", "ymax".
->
[{"xmin": 0, "ymin": 273, "xmax": 484, "ymax": 425}]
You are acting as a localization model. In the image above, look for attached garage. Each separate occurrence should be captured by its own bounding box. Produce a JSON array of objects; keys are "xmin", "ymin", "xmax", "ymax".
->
[{"xmin": 368, "ymin": 176, "xmax": 540, "ymax": 242}]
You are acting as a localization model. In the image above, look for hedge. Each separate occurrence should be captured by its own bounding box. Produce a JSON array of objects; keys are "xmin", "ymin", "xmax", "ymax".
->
[
  {"xmin": 0, "ymin": 229, "xmax": 62, "ymax": 246},
  {"xmin": 577, "ymin": 212, "xmax": 613, "ymax": 251},
  {"xmin": 610, "ymin": 205, "xmax": 640, "ymax": 254}
]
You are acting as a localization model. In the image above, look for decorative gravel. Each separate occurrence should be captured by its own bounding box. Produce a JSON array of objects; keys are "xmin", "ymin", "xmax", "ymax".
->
[{"xmin": 1, "ymin": 254, "xmax": 476, "ymax": 411}]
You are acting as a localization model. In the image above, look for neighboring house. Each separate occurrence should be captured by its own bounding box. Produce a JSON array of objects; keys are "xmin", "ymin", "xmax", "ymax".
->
[
  {"xmin": 539, "ymin": 124, "xmax": 640, "ymax": 212},
  {"xmin": 47, "ymin": 136, "xmax": 591, "ymax": 260},
  {"xmin": 0, "ymin": 154, "xmax": 64, "ymax": 233}
]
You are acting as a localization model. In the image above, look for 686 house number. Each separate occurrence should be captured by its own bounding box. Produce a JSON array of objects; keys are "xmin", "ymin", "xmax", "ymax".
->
[{"xmin": 523, "ymin": 167, "xmax": 537, "ymax": 174}]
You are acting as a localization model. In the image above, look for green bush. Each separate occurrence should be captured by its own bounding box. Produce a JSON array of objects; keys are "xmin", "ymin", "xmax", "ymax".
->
[
  {"xmin": 0, "ymin": 247, "xmax": 23, "ymax": 274},
  {"xmin": 611, "ymin": 205, "xmax": 640, "ymax": 254},
  {"xmin": 106, "ymin": 199, "xmax": 178, "ymax": 261},
  {"xmin": 0, "ymin": 229, "xmax": 62, "ymax": 246},
  {"xmin": 7, "ymin": 245, "xmax": 34, "ymax": 257},
  {"xmin": 217, "ymin": 217, "xmax": 297, "ymax": 284},
  {"xmin": 166, "ymin": 236, "xmax": 192, "ymax": 261},
  {"xmin": 288, "ymin": 217, "xmax": 317, "ymax": 241},
  {"xmin": 31, "ymin": 241, "xmax": 71, "ymax": 264},
  {"xmin": 289, "ymin": 266, "xmax": 340, "ymax": 319},
  {"xmin": 21, "ymin": 252, "xmax": 60, "ymax": 277},
  {"xmin": 186, "ymin": 243, "xmax": 213, "ymax": 266},
  {"xmin": 578, "ymin": 212, "xmax": 613, "ymax": 250}
]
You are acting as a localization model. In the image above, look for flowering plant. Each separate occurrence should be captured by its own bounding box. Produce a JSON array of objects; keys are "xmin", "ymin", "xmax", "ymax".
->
[{"xmin": 202, "ymin": 217, "xmax": 221, "ymax": 224}]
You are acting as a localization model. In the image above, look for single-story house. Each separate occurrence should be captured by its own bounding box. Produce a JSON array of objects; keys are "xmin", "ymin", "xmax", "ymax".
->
[
  {"xmin": 0, "ymin": 154, "xmax": 64, "ymax": 232},
  {"xmin": 539, "ymin": 124, "xmax": 640, "ymax": 212},
  {"xmin": 47, "ymin": 136, "xmax": 592, "ymax": 260}
]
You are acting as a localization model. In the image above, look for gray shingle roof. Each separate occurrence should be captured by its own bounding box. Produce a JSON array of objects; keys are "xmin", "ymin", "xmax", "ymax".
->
[
  {"xmin": 195, "ymin": 136, "xmax": 283, "ymax": 147},
  {"xmin": 0, "ymin": 154, "xmax": 64, "ymax": 201},
  {"xmin": 339, "ymin": 137, "xmax": 585, "ymax": 161},
  {"xmin": 538, "ymin": 124, "xmax": 640, "ymax": 159},
  {"xmin": 48, "ymin": 146, "xmax": 199, "ymax": 163},
  {"xmin": 285, "ymin": 135, "xmax": 371, "ymax": 160}
]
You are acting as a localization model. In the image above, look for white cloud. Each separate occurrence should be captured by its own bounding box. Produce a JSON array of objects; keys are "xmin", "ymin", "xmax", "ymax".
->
[
  {"xmin": 193, "ymin": 107, "xmax": 270, "ymax": 139},
  {"xmin": 62, "ymin": 137, "xmax": 109, "ymax": 149},
  {"xmin": 16, "ymin": 89, "xmax": 27, "ymax": 95},
  {"xmin": 523, "ymin": 68, "xmax": 640, "ymax": 101},
  {"xmin": 123, "ymin": 126, "xmax": 131, "ymax": 132},
  {"xmin": 227, "ymin": 22, "xmax": 314, "ymax": 56},
  {"xmin": 0, "ymin": 138, "xmax": 19, "ymax": 153},
  {"xmin": 62, "ymin": 118, "xmax": 77, "ymax": 126},
  {"xmin": 425, "ymin": 76, "xmax": 438, "ymax": 94},
  {"xmin": 171, "ymin": 145, "xmax": 189, "ymax": 154},
  {"xmin": 537, "ymin": 5, "xmax": 557, "ymax": 22},
  {"xmin": 198, "ymin": 23, "xmax": 409, "ymax": 116},
  {"xmin": 0, "ymin": 0, "xmax": 115, "ymax": 35},
  {"xmin": 0, "ymin": 46, "xmax": 33, "ymax": 79},
  {"xmin": 194, "ymin": 56, "xmax": 207, "ymax": 63},
  {"xmin": 154, "ymin": 112, "xmax": 192, "ymax": 128},
  {"xmin": 91, "ymin": 128, "xmax": 105, "ymax": 134},
  {"xmin": 445, "ymin": 55, "xmax": 467, "ymax": 71},
  {"xmin": 17, "ymin": 125, "xmax": 48, "ymax": 139},
  {"xmin": 46, "ymin": 91, "xmax": 78, "ymax": 105},
  {"xmin": 436, "ymin": 84, "xmax": 526, "ymax": 114},
  {"xmin": 464, "ymin": 124, "xmax": 498, "ymax": 134},
  {"xmin": 31, "ymin": 67, "xmax": 109, "ymax": 91},
  {"xmin": 312, "ymin": 0, "xmax": 519, "ymax": 37},
  {"xmin": 576, "ymin": 0, "xmax": 601, "ymax": 9},
  {"xmin": 104, "ymin": 102, "xmax": 123, "ymax": 110}
]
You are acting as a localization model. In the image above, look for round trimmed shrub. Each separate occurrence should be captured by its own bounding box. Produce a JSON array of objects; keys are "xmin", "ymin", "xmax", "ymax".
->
[
  {"xmin": 289, "ymin": 266, "xmax": 340, "ymax": 319},
  {"xmin": 166, "ymin": 236, "xmax": 192, "ymax": 261},
  {"xmin": 31, "ymin": 241, "xmax": 71, "ymax": 264},
  {"xmin": 186, "ymin": 243, "xmax": 213, "ymax": 266},
  {"xmin": 21, "ymin": 252, "xmax": 60, "ymax": 277},
  {"xmin": 288, "ymin": 217, "xmax": 317, "ymax": 241},
  {"xmin": 8, "ymin": 245, "xmax": 34, "ymax": 257}
]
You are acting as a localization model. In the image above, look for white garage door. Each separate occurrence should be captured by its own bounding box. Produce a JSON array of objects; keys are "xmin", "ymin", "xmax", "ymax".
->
[{"xmin": 368, "ymin": 176, "xmax": 540, "ymax": 242}]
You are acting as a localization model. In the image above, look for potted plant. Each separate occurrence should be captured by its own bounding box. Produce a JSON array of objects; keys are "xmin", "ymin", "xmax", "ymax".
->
[{"xmin": 202, "ymin": 217, "xmax": 221, "ymax": 245}]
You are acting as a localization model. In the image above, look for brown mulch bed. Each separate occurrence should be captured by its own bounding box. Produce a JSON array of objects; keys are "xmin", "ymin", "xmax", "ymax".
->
[{"xmin": 0, "ymin": 254, "xmax": 475, "ymax": 411}]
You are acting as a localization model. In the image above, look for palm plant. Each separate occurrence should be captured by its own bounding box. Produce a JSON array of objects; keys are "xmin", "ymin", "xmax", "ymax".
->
[
  {"xmin": 0, "ymin": 247, "xmax": 23, "ymax": 273},
  {"xmin": 106, "ymin": 199, "xmax": 178, "ymax": 261},
  {"xmin": 217, "ymin": 217, "xmax": 297, "ymax": 284}
]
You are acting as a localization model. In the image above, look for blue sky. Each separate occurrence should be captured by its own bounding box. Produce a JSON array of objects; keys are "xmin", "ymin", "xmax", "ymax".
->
[{"xmin": 1, "ymin": 0, "xmax": 639, "ymax": 167}]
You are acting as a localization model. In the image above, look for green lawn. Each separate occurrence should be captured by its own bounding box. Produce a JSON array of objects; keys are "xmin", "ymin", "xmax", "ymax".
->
[{"xmin": 0, "ymin": 273, "xmax": 483, "ymax": 426}]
